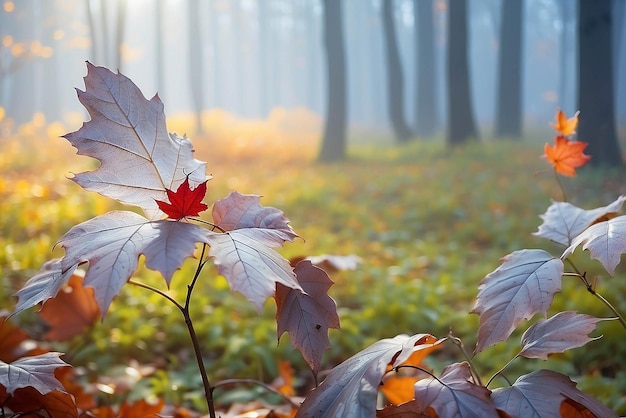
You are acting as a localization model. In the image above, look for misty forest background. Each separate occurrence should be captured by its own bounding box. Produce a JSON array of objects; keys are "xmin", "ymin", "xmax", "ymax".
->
[
  {"xmin": 1, "ymin": 0, "xmax": 625, "ymax": 164},
  {"xmin": 2, "ymin": 0, "xmax": 626, "ymax": 412}
]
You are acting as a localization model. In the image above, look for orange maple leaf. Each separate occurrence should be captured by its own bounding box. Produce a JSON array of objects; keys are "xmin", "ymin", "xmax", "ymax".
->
[
  {"xmin": 544, "ymin": 136, "xmax": 591, "ymax": 176},
  {"xmin": 551, "ymin": 109, "xmax": 579, "ymax": 137}
]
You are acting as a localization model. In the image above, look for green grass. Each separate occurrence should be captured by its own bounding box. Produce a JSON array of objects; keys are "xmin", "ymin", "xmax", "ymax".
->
[{"xmin": 2, "ymin": 133, "xmax": 625, "ymax": 411}]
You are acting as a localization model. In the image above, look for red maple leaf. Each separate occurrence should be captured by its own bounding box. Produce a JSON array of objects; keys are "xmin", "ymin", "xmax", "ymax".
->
[
  {"xmin": 156, "ymin": 177, "xmax": 208, "ymax": 219},
  {"xmin": 543, "ymin": 135, "xmax": 591, "ymax": 177}
]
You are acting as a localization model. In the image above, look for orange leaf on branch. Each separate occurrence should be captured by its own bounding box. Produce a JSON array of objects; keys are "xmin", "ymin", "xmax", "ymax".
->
[
  {"xmin": 551, "ymin": 109, "xmax": 579, "ymax": 137},
  {"xmin": 543, "ymin": 136, "xmax": 591, "ymax": 177}
]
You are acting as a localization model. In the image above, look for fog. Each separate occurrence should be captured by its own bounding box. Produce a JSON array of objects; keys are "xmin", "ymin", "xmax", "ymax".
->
[{"xmin": 1, "ymin": 0, "xmax": 625, "ymax": 138}]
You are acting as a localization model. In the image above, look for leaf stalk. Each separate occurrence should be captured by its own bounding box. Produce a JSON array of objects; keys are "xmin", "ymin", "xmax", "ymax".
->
[{"xmin": 129, "ymin": 243, "xmax": 217, "ymax": 417}]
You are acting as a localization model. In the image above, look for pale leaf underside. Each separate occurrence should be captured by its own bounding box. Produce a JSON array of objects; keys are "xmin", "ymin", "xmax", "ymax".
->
[
  {"xmin": 206, "ymin": 229, "xmax": 301, "ymax": 311},
  {"xmin": 534, "ymin": 195, "xmax": 626, "ymax": 246},
  {"xmin": 57, "ymin": 211, "xmax": 209, "ymax": 316},
  {"xmin": 413, "ymin": 362, "xmax": 499, "ymax": 418},
  {"xmin": 491, "ymin": 369, "xmax": 618, "ymax": 418},
  {"xmin": 471, "ymin": 249, "xmax": 564, "ymax": 353},
  {"xmin": 520, "ymin": 311, "xmax": 606, "ymax": 360},
  {"xmin": 212, "ymin": 191, "xmax": 298, "ymax": 240},
  {"xmin": 562, "ymin": 215, "xmax": 626, "ymax": 275},
  {"xmin": 12, "ymin": 260, "xmax": 78, "ymax": 317},
  {"xmin": 64, "ymin": 62, "xmax": 207, "ymax": 219},
  {"xmin": 0, "ymin": 352, "xmax": 69, "ymax": 396},
  {"xmin": 294, "ymin": 334, "xmax": 439, "ymax": 418}
]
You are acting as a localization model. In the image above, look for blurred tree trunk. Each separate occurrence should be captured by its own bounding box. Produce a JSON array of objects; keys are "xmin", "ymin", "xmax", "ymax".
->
[
  {"xmin": 258, "ymin": 0, "xmax": 271, "ymax": 116},
  {"xmin": 85, "ymin": 0, "xmax": 125, "ymax": 69},
  {"xmin": 578, "ymin": 0, "xmax": 623, "ymax": 166},
  {"xmin": 209, "ymin": 0, "xmax": 222, "ymax": 110},
  {"xmin": 85, "ymin": 0, "xmax": 99, "ymax": 63},
  {"xmin": 414, "ymin": 0, "xmax": 437, "ymax": 137},
  {"xmin": 41, "ymin": 0, "xmax": 60, "ymax": 121},
  {"xmin": 613, "ymin": 0, "xmax": 626, "ymax": 128},
  {"xmin": 99, "ymin": 0, "xmax": 109, "ymax": 65},
  {"xmin": 188, "ymin": 0, "xmax": 204, "ymax": 134},
  {"xmin": 304, "ymin": 0, "xmax": 322, "ymax": 114},
  {"xmin": 318, "ymin": 0, "xmax": 347, "ymax": 162},
  {"xmin": 446, "ymin": 0, "xmax": 479, "ymax": 144},
  {"xmin": 557, "ymin": 0, "xmax": 575, "ymax": 110},
  {"xmin": 115, "ymin": 0, "xmax": 126, "ymax": 71},
  {"xmin": 382, "ymin": 0, "xmax": 412, "ymax": 142},
  {"xmin": 7, "ymin": 0, "xmax": 36, "ymax": 125},
  {"xmin": 155, "ymin": 0, "xmax": 165, "ymax": 95},
  {"xmin": 495, "ymin": 0, "xmax": 523, "ymax": 138}
]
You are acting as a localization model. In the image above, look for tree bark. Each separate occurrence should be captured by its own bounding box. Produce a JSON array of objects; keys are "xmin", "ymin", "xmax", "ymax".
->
[
  {"xmin": 578, "ymin": 0, "xmax": 623, "ymax": 166},
  {"xmin": 446, "ymin": 0, "xmax": 479, "ymax": 144},
  {"xmin": 414, "ymin": 0, "xmax": 438, "ymax": 137},
  {"xmin": 495, "ymin": 0, "xmax": 523, "ymax": 138},
  {"xmin": 382, "ymin": 0, "xmax": 412, "ymax": 142},
  {"xmin": 318, "ymin": 0, "xmax": 347, "ymax": 162}
]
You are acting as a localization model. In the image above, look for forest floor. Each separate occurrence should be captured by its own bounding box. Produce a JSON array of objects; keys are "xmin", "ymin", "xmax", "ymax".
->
[{"xmin": 1, "ymin": 121, "xmax": 625, "ymax": 415}]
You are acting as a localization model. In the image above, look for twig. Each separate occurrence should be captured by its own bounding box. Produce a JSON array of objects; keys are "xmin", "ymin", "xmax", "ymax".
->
[
  {"xmin": 448, "ymin": 332, "xmax": 482, "ymax": 386},
  {"xmin": 181, "ymin": 244, "xmax": 216, "ymax": 418},
  {"xmin": 577, "ymin": 273, "xmax": 626, "ymax": 332},
  {"xmin": 129, "ymin": 244, "xmax": 217, "ymax": 417},
  {"xmin": 485, "ymin": 353, "xmax": 520, "ymax": 388},
  {"xmin": 554, "ymin": 169, "xmax": 567, "ymax": 201}
]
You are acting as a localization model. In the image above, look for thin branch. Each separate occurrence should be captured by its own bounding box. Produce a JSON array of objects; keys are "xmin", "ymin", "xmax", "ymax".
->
[
  {"xmin": 554, "ymin": 169, "xmax": 567, "ymax": 201},
  {"xmin": 129, "ymin": 243, "xmax": 216, "ymax": 417},
  {"xmin": 185, "ymin": 243, "xmax": 208, "ymax": 310},
  {"xmin": 486, "ymin": 353, "xmax": 520, "ymax": 388},
  {"xmin": 563, "ymin": 272, "xmax": 626, "ymax": 332},
  {"xmin": 190, "ymin": 217, "xmax": 226, "ymax": 232},
  {"xmin": 391, "ymin": 364, "xmax": 439, "ymax": 381},
  {"xmin": 181, "ymin": 243, "xmax": 216, "ymax": 418},
  {"xmin": 565, "ymin": 258, "xmax": 583, "ymax": 276},
  {"xmin": 183, "ymin": 307, "xmax": 216, "ymax": 418},
  {"xmin": 213, "ymin": 378, "xmax": 301, "ymax": 408},
  {"xmin": 128, "ymin": 279, "xmax": 183, "ymax": 311},
  {"xmin": 448, "ymin": 332, "xmax": 483, "ymax": 386},
  {"xmin": 579, "ymin": 274, "xmax": 626, "ymax": 331}
]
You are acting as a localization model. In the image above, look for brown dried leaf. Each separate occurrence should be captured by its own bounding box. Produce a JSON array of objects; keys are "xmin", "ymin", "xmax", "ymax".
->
[{"xmin": 276, "ymin": 260, "xmax": 340, "ymax": 375}]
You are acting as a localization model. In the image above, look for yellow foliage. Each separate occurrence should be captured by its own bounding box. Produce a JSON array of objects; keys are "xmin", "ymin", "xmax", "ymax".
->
[{"xmin": 175, "ymin": 107, "xmax": 322, "ymax": 164}]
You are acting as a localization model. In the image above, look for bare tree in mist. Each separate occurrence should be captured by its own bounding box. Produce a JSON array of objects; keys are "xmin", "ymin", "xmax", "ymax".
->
[
  {"xmin": 155, "ymin": 0, "xmax": 165, "ymax": 96},
  {"xmin": 382, "ymin": 0, "xmax": 412, "ymax": 142},
  {"xmin": 318, "ymin": 0, "xmax": 347, "ymax": 162},
  {"xmin": 85, "ymin": 0, "xmax": 126, "ymax": 70},
  {"xmin": 578, "ymin": 0, "xmax": 623, "ymax": 167},
  {"xmin": 188, "ymin": 0, "xmax": 204, "ymax": 134},
  {"xmin": 414, "ymin": 0, "xmax": 438, "ymax": 137},
  {"xmin": 446, "ymin": 0, "xmax": 479, "ymax": 145},
  {"xmin": 495, "ymin": 0, "xmax": 523, "ymax": 138}
]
